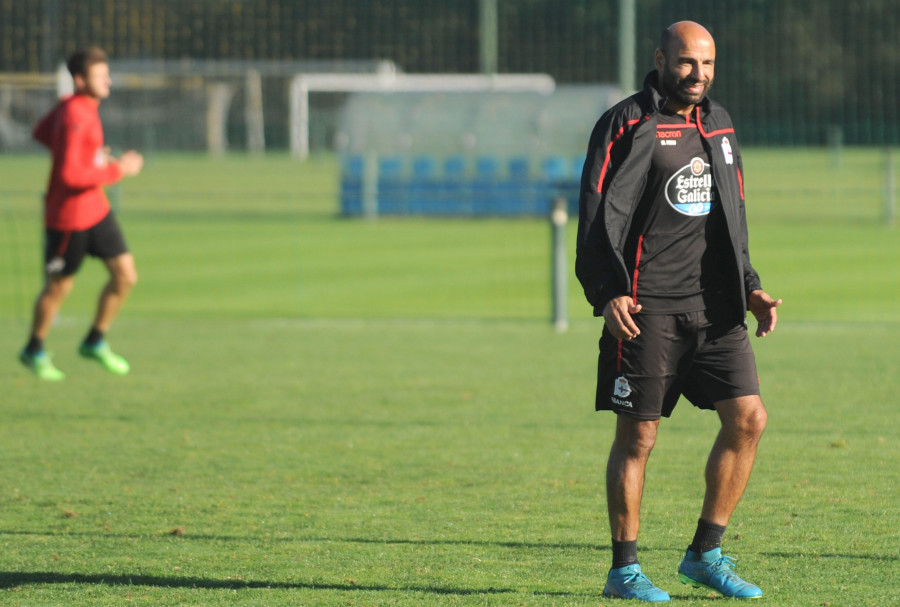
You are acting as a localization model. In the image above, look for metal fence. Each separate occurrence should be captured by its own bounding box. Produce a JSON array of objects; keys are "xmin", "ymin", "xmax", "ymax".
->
[{"xmin": 2, "ymin": 0, "xmax": 898, "ymax": 146}]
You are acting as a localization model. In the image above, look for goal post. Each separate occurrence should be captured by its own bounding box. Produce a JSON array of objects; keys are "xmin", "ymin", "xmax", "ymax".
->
[{"xmin": 289, "ymin": 72, "xmax": 556, "ymax": 160}]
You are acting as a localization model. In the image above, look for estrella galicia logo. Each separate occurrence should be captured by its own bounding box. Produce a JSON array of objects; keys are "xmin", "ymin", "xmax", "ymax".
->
[{"xmin": 665, "ymin": 156, "xmax": 716, "ymax": 216}]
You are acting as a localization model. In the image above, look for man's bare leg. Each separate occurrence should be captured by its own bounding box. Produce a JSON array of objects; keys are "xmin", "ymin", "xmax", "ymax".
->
[
  {"xmin": 31, "ymin": 274, "xmax": 76, "ymax": 340},
  {"xmin": 603, "ymin": 415, "xmax": 670, "ymax": 601},
  {"xmin": 79, "ymin": 253, "xmax": 137, "ymax": 375},
  {"xmin": 702, "ymin": 395, "xmax": 768, "ymax": 526},
  {"xmin": 678, "ymin": 395, "xmax": 767, "ymax": 599},
  {"xmin": 90, "ymin": 252, "xmax": 137, "ymax": 334},
  {"xmin": 20, "ymin": 274, "xmax": 75, "ymax": 380},
  {"xmin": 607, "ymin": 416, "xmax": 660, "ymax": 542}
]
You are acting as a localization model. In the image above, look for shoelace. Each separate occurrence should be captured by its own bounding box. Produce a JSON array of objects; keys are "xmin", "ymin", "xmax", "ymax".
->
[
  {"xmin": 710, "ymin": 554, "xmax": 744, "ymax": 581},
  {"xmin": 623, "ymin": 570, "xmax": 657, "ymax": 590}
]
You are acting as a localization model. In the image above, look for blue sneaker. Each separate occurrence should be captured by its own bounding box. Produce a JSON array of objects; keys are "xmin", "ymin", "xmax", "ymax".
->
[
  {"xmin": 603, "ymin": 563, "xmax": 670, "ymax": 602},
  {"xmin": 678, "ymin": 547, "xmax": 763, "ymax": 599}
]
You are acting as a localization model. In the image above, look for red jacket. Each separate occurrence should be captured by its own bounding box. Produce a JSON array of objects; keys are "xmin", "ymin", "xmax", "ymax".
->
[{"xmin": 33, "ymin": 94, "xmax": 123, "ymax": 231}]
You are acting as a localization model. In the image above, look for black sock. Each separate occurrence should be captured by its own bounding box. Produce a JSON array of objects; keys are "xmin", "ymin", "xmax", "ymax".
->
[
  {"xmin": 689, "ymin": 518, "xmax": 726, "ymax": 554},
  {"xmin": 83, "ymin": 327, "xmax": 104, "ymax": 347},
  {"xmin": 612, "ymin": 539, "xmax": 639, "ymax": 569},
  {"xmin": 24, "ymin": 336, "xmax": 44, "ymax": 356}
]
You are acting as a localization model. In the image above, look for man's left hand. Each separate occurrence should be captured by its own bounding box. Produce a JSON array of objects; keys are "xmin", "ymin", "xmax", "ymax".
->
[{"xmin": 749, "ymin": 289, "xmax": 783, "ymax": 337}]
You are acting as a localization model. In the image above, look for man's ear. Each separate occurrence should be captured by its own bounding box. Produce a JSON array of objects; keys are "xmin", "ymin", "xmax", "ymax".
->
[
  {"xmin": 654, "ymin": 49, "xmax": 665, "ymax": 73},
  {"xmin": 72, "ymin": 73, "xmax": 86, "ymax": 92}
]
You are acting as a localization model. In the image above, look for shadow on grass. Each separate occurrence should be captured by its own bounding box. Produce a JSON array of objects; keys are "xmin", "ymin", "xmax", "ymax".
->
[
  {"xmin": 0, "ymin": 571, "xmax": 595, "ymax": 599},
  {"xmin": 0, "ymin": 528, "xmax": 612, "ymax": 552},
  {"xmin": 0, "ymin": 571, "xmax": 496, "ymax": 594},
  {"xmin": 760, "ymin": 551, "xmax": 898, "ymax": 562}
]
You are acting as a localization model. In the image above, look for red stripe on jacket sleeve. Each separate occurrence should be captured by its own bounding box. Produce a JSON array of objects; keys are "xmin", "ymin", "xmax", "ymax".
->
[{"xmin": 597, "ymin": 118, "xmax": 647, "ymax": 194}]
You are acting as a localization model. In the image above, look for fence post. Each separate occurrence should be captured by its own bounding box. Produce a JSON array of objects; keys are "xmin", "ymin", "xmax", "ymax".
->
[
  {"xmin": 886, "ymin": 148, "xmax": 896, "ymax": 225},
  {"xmin": 245, "ymin": 69, "xmax": 265, "ymax": 155},
  {"xmin": 827, "ymin": 125, "xmax": 843, "ymax": 171},
  {"xmin": 479, "ymin": 0, "xmax": 498, "ymax": 74},
  {"xmin": 206, "ymin": 82, "xmax": 235, "ymax": 156},
  {"xmin": 551, "ymin": 196, "xmax": 569, "ymax": 332},
  {"xmin": 362, "ymin": 151, "xmax": 379, "ymax": 220},
  {"xmin": 618, "ymin": 0, "xmax": 636, "ymax": 95}
]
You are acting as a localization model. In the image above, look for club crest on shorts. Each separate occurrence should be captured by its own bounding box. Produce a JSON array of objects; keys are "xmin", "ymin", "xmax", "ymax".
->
[
  {"xmin": 613, "ymin": 376, "xmax": 633, "ymax": 398},
  {"xmin": 46, "ymin": 256, "xmax": 65, "ymax": 275}
]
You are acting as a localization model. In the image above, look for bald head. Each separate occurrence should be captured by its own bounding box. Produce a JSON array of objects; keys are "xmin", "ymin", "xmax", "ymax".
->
[
  {"xmin": 655, "ymin": 21, "xmax": 716, "ymax": 114},
  {"xmin": 660, "ymin": 21, "xmax": 715, "ymax": 56}
]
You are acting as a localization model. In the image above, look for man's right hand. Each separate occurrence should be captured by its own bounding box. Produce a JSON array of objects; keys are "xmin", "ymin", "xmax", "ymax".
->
[
  {"xmin": 117, "ymin": 150, "xmax": 144, "ymax": 177},
  {"xmin": 602, "ymin": 296, "xmax": 642, "ymax": 340}
]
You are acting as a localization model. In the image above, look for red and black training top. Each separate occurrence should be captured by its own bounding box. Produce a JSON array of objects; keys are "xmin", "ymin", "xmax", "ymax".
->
[
  {"xmin": 33, "ymin": 93, "xmax": 123, "ymax": 231},
  {"xmin": 621, "ymin": 108, "xmax": 732, "ymax": 314}
]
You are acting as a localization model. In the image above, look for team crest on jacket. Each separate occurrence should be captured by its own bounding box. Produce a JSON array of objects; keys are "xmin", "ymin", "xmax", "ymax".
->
[
  {"xmin": 721, "ymin": 137, "xmax": 734, "ymax": 165},
  {"xmin": 665, "ymin": 156, "xmax": 716, "ymax": 216}
]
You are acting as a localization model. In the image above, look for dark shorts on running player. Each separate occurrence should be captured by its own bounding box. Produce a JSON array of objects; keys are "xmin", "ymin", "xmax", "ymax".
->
[
  {"xmin": 44, "ymin": 211, "xmax": 129, "ymax": 277},
  {"xmin": 595, "ymin": 308, "xmax": 760, "ymax": 420}
]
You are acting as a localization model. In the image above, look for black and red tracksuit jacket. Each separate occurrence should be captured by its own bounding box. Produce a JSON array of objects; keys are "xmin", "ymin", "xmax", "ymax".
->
[{"xmin": 576, "ymin": 71, "xmax": 763, "ymax": 322}]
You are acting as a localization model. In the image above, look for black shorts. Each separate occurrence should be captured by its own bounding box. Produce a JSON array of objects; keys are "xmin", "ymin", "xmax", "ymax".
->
[
  {"xmin": 44, "ymin": 211, "xmax": 129, "ymax": 277},
  {"xmin": 596, "ymin": 309, "xmax": 760, "ymax": 420}
]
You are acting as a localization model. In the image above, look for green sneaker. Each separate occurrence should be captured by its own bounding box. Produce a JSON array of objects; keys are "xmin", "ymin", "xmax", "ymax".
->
[
  {"xmin": 79, "ymin": 340, "xmax": 130, "ymax": 375},
  {"xmin": 19, "ymin": 349, "xmax": 66, "ymax": 381}
]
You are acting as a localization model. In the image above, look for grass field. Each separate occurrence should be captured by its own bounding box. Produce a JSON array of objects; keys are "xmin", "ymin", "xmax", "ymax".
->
[{"xmin": 1, "ymin": 150, "xmax": 898, "ymax": 606}]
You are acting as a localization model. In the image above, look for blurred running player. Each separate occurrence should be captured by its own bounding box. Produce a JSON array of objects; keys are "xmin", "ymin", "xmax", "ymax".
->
[{"xmin": 20, "ymin": 47, "xmax": 143, "ymax": 380}]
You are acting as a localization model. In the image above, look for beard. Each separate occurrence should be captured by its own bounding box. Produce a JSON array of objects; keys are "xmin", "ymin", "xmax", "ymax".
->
[{"xmin": 660, "ymin": 69, "xmax": 711, "ymax": 107}]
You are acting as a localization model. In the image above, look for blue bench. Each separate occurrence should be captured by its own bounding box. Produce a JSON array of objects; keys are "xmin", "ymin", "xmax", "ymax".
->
[{"xmin": 339, "ymin": 154, "xmax": 584, "ymax": 217}]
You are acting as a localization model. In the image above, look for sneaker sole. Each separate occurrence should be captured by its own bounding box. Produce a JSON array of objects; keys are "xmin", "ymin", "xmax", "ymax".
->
[
  {"xmin": 603, "ymin": 590, "xmax": 669, "ymax": 602},
  {"xmin": 32, "ymin": 370, "xmax": 66, "ymax": 381},
  {"xmin": 679, "ymin": 574, "xmax": 762, "ymax": 599}
]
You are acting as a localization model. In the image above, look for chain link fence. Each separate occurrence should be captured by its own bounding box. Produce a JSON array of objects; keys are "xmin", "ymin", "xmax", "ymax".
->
[{"xmin": 2, "ymin": 0, "xmax": 898, "ymax": 147}]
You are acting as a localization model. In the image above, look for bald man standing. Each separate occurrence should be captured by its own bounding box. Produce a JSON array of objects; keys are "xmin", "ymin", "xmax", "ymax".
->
[{"xmin": 576, "ymin": 22, "xmax": 780, "ymax": 601}]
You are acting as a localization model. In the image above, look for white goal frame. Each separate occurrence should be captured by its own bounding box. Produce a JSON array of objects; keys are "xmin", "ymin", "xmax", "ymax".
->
[{"xmin": 288, "ymin": 72, "xmax": 556, "ymax": 160}]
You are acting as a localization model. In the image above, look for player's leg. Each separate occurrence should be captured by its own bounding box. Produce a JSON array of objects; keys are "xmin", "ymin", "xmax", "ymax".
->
[
  {"xmin": 598, "ymin": 314, "xmax": 683, "ymax": 601},
  {"xmin": 78, "ymin": 252, "xmax": 136, "ymax": 375},
  {"xmin": 77, "ymin": 212, "xmax": 135, "ymax": 375},
  {"xmin": 678, "ymin": 394, "xmax": 766, "ymax": 599},
  {"xmin": 31, "ymin": 273, "xmax": 76, "ymax": 340},
  {"xmin": 701, "ymin": 394, "xmax": 767, "ymax": 525},
  {"xmin": 607, "ymin": 415, "xmax": 659, "ymax": 542},
  {"xmin": 678, "ymin": 318, "xmax": 765, "ymax": 598},
  {"xmin": 19, "ymin": 273, "xmax": 76, "ymax": 380},
  {"xmin": 91, "ymin": 251, "xmax": 138, "ymax": 334},
  {"xmin": 19, "ymin": 228, "xmax": 83, "ymax": 380},
  {"xmin": 603, "ymin": 415, "xmax": 670, "ymax": 601}
]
